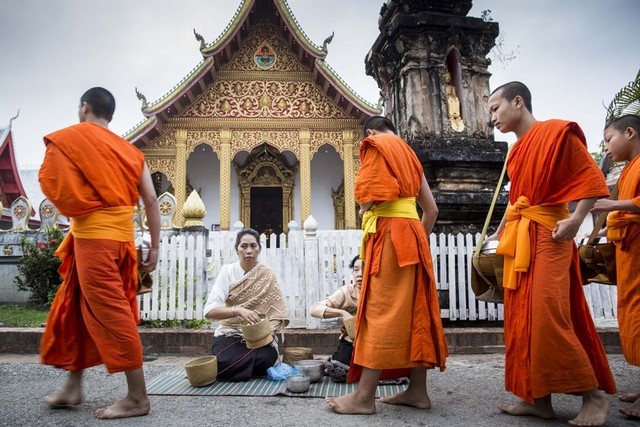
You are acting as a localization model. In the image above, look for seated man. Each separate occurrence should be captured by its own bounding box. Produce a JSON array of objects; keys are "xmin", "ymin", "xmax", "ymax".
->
[{"xmin": 310, "ymin": 255, "xmax": 362, "ymax": 381}]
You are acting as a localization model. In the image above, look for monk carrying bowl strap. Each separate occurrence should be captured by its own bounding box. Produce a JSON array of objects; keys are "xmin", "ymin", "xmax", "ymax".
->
[
  {"xmin": 578, "ymin": 184, "xmax": 618, "ymax": 287},
  {"xmin": 471, "ymin": 145, "xmax": 511, "ymax": 304}
]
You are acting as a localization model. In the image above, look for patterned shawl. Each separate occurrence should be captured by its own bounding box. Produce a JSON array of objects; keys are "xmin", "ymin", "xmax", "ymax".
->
[{"xmin": 220, "ymin": 263, "xmax": 289, "ymax": 332}]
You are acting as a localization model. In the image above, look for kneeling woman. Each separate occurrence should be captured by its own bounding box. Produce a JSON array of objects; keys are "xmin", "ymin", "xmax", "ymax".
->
[{"xmin": 204, "ymin": 229, "xmax": 289, "ymax": 381}]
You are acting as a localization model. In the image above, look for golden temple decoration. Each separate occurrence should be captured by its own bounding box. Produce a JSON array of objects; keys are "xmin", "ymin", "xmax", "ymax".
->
[
  {"xmin": 219, "ymin": 129, "xmax": 232, "ymax": 230},
  {"xmin": 182, "ymin": 190, "xmax": 207, "ymax": 228},
  {"xmin": 174, "ymin": 129, "xmax": 188, "ymax": 227},
  {"xmin": 185, "ymin": 129, "xmax": 221, "ymax": 154},
  {"xmin": 146, "ymin": 158, "xmax": 176, "ymax": 187},
  {"xmin": 147, "ymin": 131, "xmax": 175, "ymax": 149},
  {"xmin": 237, "ymin": 146, "xmax": 295, "ymax": 232},
  {"xmin": 309, "ymin": 130, "xmax": 343, "ymax": 158},
  {"xmin": 342, "ymin": 129, "xmax": 356, "ymax": 229},
  {"xmin": 224, "ymin": 22, "xmax": 306, "ymax": 72},
  {"xmin": 299, "ymin": 129, "xmax": 311, "ymax": 224},
  {"xmin": 231, "ymin": 130, "xmax": 300, "ymax": 156},
  {"xmin": 184, "ymin": 79, "xmax": 349, "ymax": 120}
]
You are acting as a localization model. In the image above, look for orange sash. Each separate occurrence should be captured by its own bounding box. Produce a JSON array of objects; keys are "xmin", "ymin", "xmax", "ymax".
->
[{"xmin": 497, "ymin": 196, "xmax": 569, "ymax": 289}]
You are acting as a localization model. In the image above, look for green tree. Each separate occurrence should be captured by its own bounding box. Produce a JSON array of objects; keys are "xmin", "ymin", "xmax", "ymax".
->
[
  {"xmin": 605, "ymin": 69, "xmax": 640, "ymax": 125},
  {"xmin": 14, "ymin": 226, "xmax": 65, "ymax": 308}
]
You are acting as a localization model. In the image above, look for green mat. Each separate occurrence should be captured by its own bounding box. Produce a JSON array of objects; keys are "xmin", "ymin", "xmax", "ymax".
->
[{"xmin": 147, "ymin": 368, "xmax": 407, "ymax": 398}]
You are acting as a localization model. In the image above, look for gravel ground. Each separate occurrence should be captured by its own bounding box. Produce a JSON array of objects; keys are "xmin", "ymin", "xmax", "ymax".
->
[{"xmin": 0, "ymin": 354, "xmax": 637, "ymax": 427}]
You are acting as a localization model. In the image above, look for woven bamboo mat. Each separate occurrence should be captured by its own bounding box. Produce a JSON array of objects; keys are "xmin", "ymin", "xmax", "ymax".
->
[{"xmin": 147, "ymin": 368, "xmax": 407, "ymax": 398}]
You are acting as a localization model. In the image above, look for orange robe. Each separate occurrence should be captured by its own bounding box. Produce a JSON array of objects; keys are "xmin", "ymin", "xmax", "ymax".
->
[
  {"xmin": 39, "ymin": 122, "xmax": 145, "ymax": 373},
  {"xmin": 347, "ymin": 133, "xmax": 448, "ymax": 382},
  {"xmin": 607, "ymin": 154, "xmax": 640, "ymax": 366},
  {"xmin": 503, "ymin": 120, "xmax": 616, "ymax": 402}
]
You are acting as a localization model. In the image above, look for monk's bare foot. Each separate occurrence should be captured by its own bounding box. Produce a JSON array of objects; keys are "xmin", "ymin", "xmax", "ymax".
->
[
  {"xmin": 326, "ymin": 393, "xmax": 376, "ymax": 415},
  {"xmin": 619, "ymin": 392, "xmax": 640, "ymax": 403},
  {"xmin": 568, "ymin": 391, "xmax": 608, "ymax": 427},
  {"xmin": 620, "ymin": 395, "xmax": 640, "ymax": 419},
  {"xmin": 380, "ymin": 389, "xmax": 431, "ymax": 409},
  {"xmin": 95, "ymin": 396, "xmax": 150, "ymax": 419},
  {"xmin": 44, "ymin": 388, "xmax": 83, "ymax": 408},
  {"xmin": 498, "ymin": 401, "xmax": 556, "ymax": 419}
]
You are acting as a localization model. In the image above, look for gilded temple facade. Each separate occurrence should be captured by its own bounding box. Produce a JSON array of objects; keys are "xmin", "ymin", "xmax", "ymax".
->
[{"xmin": 125, "ymin": 0, "xmax": 379, "ymax": 232}]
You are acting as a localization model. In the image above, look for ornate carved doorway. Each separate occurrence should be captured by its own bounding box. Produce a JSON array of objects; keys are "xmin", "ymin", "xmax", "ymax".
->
[{"xmin": 237, "ymin": 144, "xmax": 296, "ymax": 234}]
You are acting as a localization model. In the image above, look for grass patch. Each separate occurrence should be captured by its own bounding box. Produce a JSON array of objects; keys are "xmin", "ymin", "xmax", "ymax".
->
[
  {"xmin": 0, "ymin": 304, "xmax": 49, "ymax": 327},
  {"xmin": 140, "ymin": 318, "xmax": 211, "ymax": 329}
]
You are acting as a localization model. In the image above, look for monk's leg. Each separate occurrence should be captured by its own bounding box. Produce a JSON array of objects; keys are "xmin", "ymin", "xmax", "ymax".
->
[
  {"xmin": 95, "ymin": 368, "xmax": 150, "ymax": 419},
  {"xmin": 326, "ymin": 367, "xmax": 379, "ymax": 414},
  {"xmin": 44, "ymin": 370, "xmax": 84, "ymax": 408},
  {"xmin": 380, "ymin": 367, "xmax": 431, "ymax": 409},
  {"xmin": 567, "ymin": 389, "xmax": 608, "ymax": 426},
  {"xmin": 498, "ymin": 394, "xmax": 555, "ymax": 419},
  {"xmin": 620, "ymin": 394, "xmax": 640, "ymax": 419}
]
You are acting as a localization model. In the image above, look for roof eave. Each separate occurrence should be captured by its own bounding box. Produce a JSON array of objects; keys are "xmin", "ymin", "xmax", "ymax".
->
[
  {"xmin": 201, "ymin": 0, "xmax": 254, "ymax": 56},
  {"xmin": 273, "ymin": 0, "xmax": 326, "ymax": 59},
  {"xmin": 315, "ymin": 60, "xmax": 381, "ymax": 117}
]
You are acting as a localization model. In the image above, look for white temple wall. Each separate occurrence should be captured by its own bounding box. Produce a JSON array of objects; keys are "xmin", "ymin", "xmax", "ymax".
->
[
  {"xmin": 310, "ymin": 144, "xmax": 343, "ymax": 229},
  {"xmin": 187, "ymin": 145, "xmax": 220, "ymax": 230}
]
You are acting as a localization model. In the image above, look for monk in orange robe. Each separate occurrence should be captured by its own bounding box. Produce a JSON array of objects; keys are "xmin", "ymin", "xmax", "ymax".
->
[
  {"xmin": 487, "ymin": 81, "xmax": 616, "ymax": 426},
  {"xmin": 39, "ymin": 87, "xmax": 161, "ymax": 419},
  {"xmin": 326, "ymin": 116, "xmax": 448, "ymax": 415},
  {"xmin": 592, "ymin": 114, "xmax": 640, "ymax": 419}
]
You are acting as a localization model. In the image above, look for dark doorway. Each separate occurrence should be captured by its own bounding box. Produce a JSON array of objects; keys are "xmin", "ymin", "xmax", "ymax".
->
[{"xmin": 250, "ymin": 187, "xmax": 283, "ymax": 247}]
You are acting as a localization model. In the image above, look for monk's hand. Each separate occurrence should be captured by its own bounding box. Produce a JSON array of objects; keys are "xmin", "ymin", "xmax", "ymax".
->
[
  {"xmin": 591, "ymin": 198, "xmax": 616, "ymax": 213},
  {"xmin": 552, "ymin": 217, "xmax": 581, "ymax": 241},
  {"xmin": 140, "ymin": 247, "xmax": 159, "ymax": 272},
  {"xmin": 485, "ymin": 232, "xmax": 499, "ymax": 241}
]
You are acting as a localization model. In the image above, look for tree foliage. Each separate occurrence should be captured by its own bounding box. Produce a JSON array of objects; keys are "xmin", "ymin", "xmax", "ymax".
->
[
  {"xmin": 14, "ymin": 226, "xmax": 65, "ymax": 308},
  {"xmin": 605, "ymin": 69, "xmax": 640, "ymax": 125}
]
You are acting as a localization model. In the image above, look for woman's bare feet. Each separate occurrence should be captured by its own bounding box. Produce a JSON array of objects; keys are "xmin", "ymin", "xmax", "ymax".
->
[
  {"xmin": 380, "ymin": 389, "xmax": 431, "ymax": 409},
  {"xmin": 44, "ymin": 388, "xmax": 83, "ymax": 408},
  {"xmin": 326, "ymin": 393, "xmax": 376, "ymax": 415},
  {"xmin": 95, "ymin": 396, "xmax": 150, "ymax": 419},
  {"xmin": 498, "ymin": 399, "xmax": 556, "ymax": 419},
  {"xmin": 568, "ymin": 390, "xmax": 609, "ymax": 426},
  {"xmin": 620, "ymin": 395, "xmax": 640, "ymax": 419},
  {"xmin": 619, "ymin": 392, "xmax": 640, "ymax": 403}
]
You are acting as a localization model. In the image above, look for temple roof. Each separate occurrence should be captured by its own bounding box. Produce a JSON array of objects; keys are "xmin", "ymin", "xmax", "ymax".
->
[
  {"xmin": 126, "ymin": 0, "xmax": 380, "ymax": 145},
  {"xmin": 0, "ymin": 116, "xmax": 30, "ymax": 208}
]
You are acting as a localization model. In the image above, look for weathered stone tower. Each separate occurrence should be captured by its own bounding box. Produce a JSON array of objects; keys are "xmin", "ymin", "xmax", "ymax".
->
[{"xmin": 366, "ymin": 0, "xmax": 508, "ymax": 233}]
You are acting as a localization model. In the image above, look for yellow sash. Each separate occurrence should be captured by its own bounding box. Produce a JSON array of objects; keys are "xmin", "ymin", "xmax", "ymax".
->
[
  {"xmin": 496, "ymin": 196, "xmax": 569, "ymax": 289},
  {"xmin": 360, "ymin": 197, "xmax": 419, "ymax": 259},
  {"xmin": 70, "ymin": 206, "xmax": 135, "ymax": 241},
  {"xmin": 607, "ymin": 211, "xmax": 640, "ymax": 248}
]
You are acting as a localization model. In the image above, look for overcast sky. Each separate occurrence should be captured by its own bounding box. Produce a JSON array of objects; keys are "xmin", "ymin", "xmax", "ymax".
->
[{"xmin": 1, "ymin": 0, "xmax": 638, "ymax": 168}]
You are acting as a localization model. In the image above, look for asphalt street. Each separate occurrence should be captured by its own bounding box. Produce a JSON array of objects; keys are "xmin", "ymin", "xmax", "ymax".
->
[{"xmin": 0, "ymin": 353, "xmax": 637, "ymax": 427}]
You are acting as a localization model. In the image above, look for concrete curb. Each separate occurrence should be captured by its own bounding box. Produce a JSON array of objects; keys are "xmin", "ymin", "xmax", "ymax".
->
[{"xmin": 0, "ymin": 326, "xmax": 621, "ymax": 356}]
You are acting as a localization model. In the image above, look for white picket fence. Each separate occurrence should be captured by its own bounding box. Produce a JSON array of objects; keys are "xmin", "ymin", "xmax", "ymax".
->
[{"xmin": 138, "ymin": 226, "xmax": 618, "ymax": 325}]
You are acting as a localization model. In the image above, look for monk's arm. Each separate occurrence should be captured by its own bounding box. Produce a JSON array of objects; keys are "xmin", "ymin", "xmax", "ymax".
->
[
  {"xmin": 138, "ymin": 164, "xmax": 161, "ymax": 272},
  {"xmin": 486, "ymin": 202, "xmax": 510, "ymax": 241},
  {"xmin": 552, "ymin": 197, "xmax": 597, "ymax": 241},
  {"xmin": 358, "ymin": 201, "xmax": 373, "ymax": 218},
  {"xmin": 591, "ymin": 198, "xmax": 640, "ymax": 214},
  {"xmin": 417, "ymin": 174, "xmax": 438, "ymax": 235}
]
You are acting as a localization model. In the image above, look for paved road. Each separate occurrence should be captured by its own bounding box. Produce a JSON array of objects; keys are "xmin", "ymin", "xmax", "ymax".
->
[{"xmin": 0, "ymin": 353, "xmax": 637, "ymax": 427}]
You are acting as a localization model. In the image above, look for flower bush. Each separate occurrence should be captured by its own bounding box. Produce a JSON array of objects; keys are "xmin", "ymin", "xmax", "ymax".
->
[{"xmin": 14, "ymin": 226, "xmax": 65, "ymax": 308}]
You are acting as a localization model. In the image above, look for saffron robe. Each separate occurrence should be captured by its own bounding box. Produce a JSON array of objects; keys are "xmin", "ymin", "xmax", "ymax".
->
[
  {"xmin": 347, "ymin": 133, "xmax": 448, "ymax": 382},
  {"xmin": 607, "ymin": 154, "xmax": 640, "ymax": 365},
  {"xmin": 39, "ymin": 122, "xmax": 145, "ymax": 373},
  {"xmin": 503, "ymin": 120, "xmax": 616, "ymax": 402}
]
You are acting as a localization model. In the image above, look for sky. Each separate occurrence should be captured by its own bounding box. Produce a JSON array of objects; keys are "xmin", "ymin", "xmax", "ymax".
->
[{"xmin": 1, "ymin": 0, "xmax": 638, "ymax": 169}]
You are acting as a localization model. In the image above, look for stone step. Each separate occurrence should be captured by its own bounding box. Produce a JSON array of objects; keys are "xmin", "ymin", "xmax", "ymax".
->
[{"xmin": 0, "ymin": 326, "xmax": 621, "ymax": 356}]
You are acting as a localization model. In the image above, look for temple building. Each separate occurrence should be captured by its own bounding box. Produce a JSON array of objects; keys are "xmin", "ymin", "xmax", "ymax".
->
[{"xmin": 125, "ymin": 0, "xmax": 380, "ymax": 233}]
